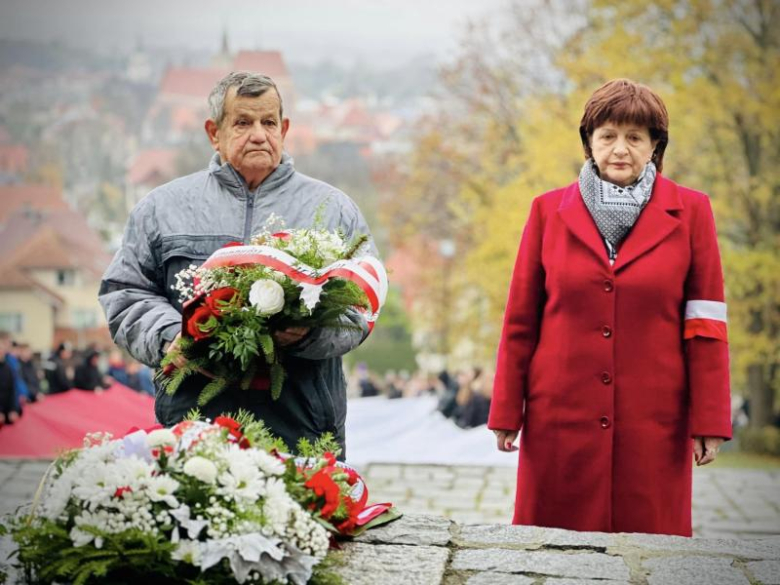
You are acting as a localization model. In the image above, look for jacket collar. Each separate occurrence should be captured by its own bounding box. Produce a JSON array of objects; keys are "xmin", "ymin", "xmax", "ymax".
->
[
  {"xmin": 208, "ymin": 152, "xmax": 296, "ymax": 199},
  {"xmin": 558, "ymin": 174, "xmax": 684, "ymax": 272}
]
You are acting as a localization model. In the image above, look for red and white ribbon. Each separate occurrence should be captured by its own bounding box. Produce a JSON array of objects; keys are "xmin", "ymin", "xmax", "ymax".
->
[
  {"xmin": 684, "ymin": 300, "xmax": 727, "ymax": 342},
  {"xmin": 202, "ymin": 245, "xmax": 388, "ymax": 330}
]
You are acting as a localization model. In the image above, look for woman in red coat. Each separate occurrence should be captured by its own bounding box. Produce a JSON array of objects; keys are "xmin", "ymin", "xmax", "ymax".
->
[{"xmin": 488, "ymin": 79, "xmax": 732, "ymax": 537}]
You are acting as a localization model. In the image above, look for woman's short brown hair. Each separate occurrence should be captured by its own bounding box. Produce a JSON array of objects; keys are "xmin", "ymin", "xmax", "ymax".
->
[{"xmin": 579, "ymin": 79, "xmax": 669, "ymax": 172}]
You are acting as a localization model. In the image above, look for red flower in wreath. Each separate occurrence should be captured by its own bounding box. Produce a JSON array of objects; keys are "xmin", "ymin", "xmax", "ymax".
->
[
  {"xmin": 305, "ymin": 469, "xmax": 342, "ymax": 519},
  {"xmin": 204, "ymin": 287, "xmax": 239, "ymax": 314},
  {"xmin": 186, "ymin": 305, "xmax": 217, "ymax": 340},
  {"xmin": 336, "ymin": 496, "xmax": 364, "ymax": 534},
  {"xmin": 214, "ymin": 416, "xmax": 250, "ymax": 449}
]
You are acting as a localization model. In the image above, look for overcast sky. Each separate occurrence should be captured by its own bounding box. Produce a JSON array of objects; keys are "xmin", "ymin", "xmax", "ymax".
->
[{"xmin": 0, "ymin": 0, "xmax": 506, "ymax": 67}]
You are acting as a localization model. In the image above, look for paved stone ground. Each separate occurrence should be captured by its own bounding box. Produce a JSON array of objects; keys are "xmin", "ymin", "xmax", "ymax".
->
[
  {"xmin": 358, "ymin": 463, "xmax": 780, "ymax": 539},
  {"xmin": 2, "ymin": 461, "xmax": 780, "ymax": 583}
]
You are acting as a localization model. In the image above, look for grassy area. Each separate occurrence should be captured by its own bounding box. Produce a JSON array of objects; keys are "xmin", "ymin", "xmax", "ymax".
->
[{"xmin": 707, "ymin": 451, "xmax": 780, "ymax": 470}]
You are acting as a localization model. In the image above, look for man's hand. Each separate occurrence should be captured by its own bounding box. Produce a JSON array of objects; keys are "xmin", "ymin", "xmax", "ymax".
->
[
  {"xmin": 165, "ymin": 332, "xmax": 187, "ymax": 370},
  {"xmin": 493, "ymin": 429, "xmax": 519, "ymax": 452},
  {"xmin": 694, "ymin": 436, "xmax": 724, "ymax": 466},
  {"xmin": 164, "ymin": 332, "xmax": 214, "ymax": 378},
  {"xmin": 274, "ymin": 327, "xmax": 310, "ymax": 347}
]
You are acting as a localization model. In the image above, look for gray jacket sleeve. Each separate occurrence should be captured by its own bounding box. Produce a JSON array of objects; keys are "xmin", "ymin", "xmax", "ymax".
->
[
  {"xmin": 98, "ymin": 197, "xmax": 181, "ymax": 367},
  {"xmin": 287, "ymin": 193, "xmax": 377, "ymax": 360}
]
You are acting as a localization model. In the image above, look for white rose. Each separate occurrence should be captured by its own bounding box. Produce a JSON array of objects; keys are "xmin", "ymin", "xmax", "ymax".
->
[
  {"xmin": 146, "ymin": 429, "xmax": 177, "ymax": 448},
  {"xmin": 182, "ymin": 456, "xmax": 218, "ymax": 484},
  {"xmin": 248, "ymin": 279, "xmax": 285, "ymax": 315}
]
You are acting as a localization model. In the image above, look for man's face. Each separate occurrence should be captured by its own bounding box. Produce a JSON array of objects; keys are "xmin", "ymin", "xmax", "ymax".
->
[{"xmin": 206, "ymin": 87, "xmax": 289, "ymax": 190}]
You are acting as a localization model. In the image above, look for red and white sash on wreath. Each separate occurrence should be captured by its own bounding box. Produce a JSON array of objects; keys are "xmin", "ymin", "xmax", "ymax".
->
[{"xmin": 202, "ymin": 245, "xmax": 389, "ymax": 331}]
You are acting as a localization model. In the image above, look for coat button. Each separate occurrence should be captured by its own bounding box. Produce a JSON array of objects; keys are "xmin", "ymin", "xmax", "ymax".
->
[
  {"xmin": 600, "ymin": 416, "xmax": 611, "ymax": 429},
  {"xmin": 601, "ymin": 372, "xmax": 612, "ymax": 384},
  {"xmin": 603, "ymin": 279, "xmax": 614, "ymax": 292},
  {"xmin": 602, "ymin": 326, "xmax": 612, "ymax": 338}
]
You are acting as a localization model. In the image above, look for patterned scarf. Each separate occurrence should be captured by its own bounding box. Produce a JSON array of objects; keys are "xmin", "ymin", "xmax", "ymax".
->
[{"xmin": 578, "ymin": 159, "xmax": 657, "ymax": 262}]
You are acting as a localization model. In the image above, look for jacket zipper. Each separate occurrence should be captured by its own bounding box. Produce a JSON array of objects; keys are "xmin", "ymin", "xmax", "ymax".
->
[
  {"xmin": 229, "ymin": 163, "xmax": 255, "ymax": 243},
  {"xmin": 243, "ymin": 192, "xmax": 254, "ymax": 243}
]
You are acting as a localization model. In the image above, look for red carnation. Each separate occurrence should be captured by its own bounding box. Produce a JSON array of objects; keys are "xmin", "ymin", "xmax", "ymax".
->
[
  {"xmin": 215, "ymin": 416, "xmax": 251, "ymax": 449},
  {"xmin": 272, "ymin": 231, "xmax": 292, "ymax": 240},
  {"xmin": 214, "ymin": 416, "xmax": 241, "ymax": 432},
  {"xmin": 222, "ymin": 241, "xmax": 243, "ymax": 248},
  {"xmin": 305, "ymin": 469, "xmax": 342, "ymax": 519},
  {"xmin": 185, "ymin": 305, "xmax": 217, "ymax": 340},
  {"xmin": 205, "ymin": 287, "xmax": 239, "ymax": 314}
]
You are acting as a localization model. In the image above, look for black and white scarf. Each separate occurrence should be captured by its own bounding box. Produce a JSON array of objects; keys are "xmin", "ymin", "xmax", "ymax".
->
[{"xmin": 578, "ymin": 159, "xmax": 657, "ymax": 263}]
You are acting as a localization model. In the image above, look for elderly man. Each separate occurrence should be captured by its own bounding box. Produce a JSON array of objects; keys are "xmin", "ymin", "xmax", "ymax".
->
[{"xmin": 100, "ymin": 72, "xmax": 376, "ymax": 456}]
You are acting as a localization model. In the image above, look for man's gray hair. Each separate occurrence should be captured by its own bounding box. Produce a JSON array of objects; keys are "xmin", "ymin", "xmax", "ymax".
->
[{"xmin": 208, "ymin": 71, "xmax": 284, "ymax": 126}]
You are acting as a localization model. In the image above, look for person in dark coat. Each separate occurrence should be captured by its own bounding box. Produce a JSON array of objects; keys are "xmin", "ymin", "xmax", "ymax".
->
[
  {"xmin": 74, "ymin": 350, "xmax": 110, "ymax": 392},
  {"xmin": 45, "ymin": 343, "xmax": 74, "ymax": 394},
  {"xmin": 17, "ymin": 343, "xmax": 42, "ymax": 403},
  {"xmin": 489, "ymin": 79, "xmax": 731, "ymax": 536},
  {"xmin": 0, "ymin": 332, "xmax": 20, "ymax": 425}
]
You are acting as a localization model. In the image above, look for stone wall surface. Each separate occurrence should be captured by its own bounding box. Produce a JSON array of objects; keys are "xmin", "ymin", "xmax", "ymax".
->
[{"xmin": 336, "ymin": 514, "xmax": 780, "ymax": 585}]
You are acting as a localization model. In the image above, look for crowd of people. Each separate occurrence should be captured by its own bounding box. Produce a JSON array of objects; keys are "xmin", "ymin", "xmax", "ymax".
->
[
  {"xmin": 350, "ymin": 364, "xmax": 494, "ymax": 429},
  {"xmin": 0, "ymin": 331, "xmax": 155, "ymax": 428}
]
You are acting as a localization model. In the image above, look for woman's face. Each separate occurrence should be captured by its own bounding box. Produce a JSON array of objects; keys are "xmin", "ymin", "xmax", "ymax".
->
[{"xmin": 590, "ymin": 123, "xmax": 658, "ymax": 187}]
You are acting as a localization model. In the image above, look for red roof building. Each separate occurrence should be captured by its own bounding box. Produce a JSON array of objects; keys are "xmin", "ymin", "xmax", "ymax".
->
[
  {"xmin": 0, "ymin": 144, "xmax": 29, "ymax": 176},
  {"xmin": 0, "ymin": 184, "xmax": 69, "ymax": 224},
  {"xmin": 127, "ymin": 148, "xmax": 178, "ymax": 187},
  {"xmin": 0, "ymin": 188, "xmax": 112, "ymax": 351}
]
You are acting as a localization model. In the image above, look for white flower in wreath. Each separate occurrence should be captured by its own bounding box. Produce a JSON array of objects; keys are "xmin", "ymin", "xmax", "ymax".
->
[
  {"xmin": 248, "ymin": 279, "xmax": 285, "ymax": 315},
  {"xmin": 183, "ymin": 456, "xmax": 218, "ymax": 484},
  {"xmin": 146, "ymin": 475, "xmax": 180, "ymax": 507},
  {"xmin": 312, "ymin": 231, "xmax": 346, "ymax": 265},
  {"xmin": 146, "ymin": 428, "xmax": 177, "ymax": 448},
  {"xmin": 172, "ymin": 539, "xmax": 203, "ymax": 565}
]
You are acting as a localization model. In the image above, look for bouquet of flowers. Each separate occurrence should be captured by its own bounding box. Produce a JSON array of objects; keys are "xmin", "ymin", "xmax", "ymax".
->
[
  {"xmin": 3, "ymin": 412, "xmax": 397, "ymax": 585},
  {"xmin": 161, "ymin": 216, "xmax": 387, "ymax": 405}
]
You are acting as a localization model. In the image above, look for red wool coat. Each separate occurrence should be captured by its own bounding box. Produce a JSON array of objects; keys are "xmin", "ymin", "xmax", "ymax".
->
[{"xmin": 488, "ymin": 175, "xmax": 732, "ymax": 536}]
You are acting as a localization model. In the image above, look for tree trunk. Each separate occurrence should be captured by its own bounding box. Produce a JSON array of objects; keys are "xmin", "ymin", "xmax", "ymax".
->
[{"xmin": 747, "ymin": 363, "xmax": 774, "ymax": 427}]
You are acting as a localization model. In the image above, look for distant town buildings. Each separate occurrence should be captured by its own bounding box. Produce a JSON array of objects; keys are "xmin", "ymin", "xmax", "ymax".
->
[
  {"xmin": 0, "ymin": 185, "xmax": 111, "ymax": 352},
  {"xmin": 0, "ymin": 34, "xmax": 416, "ymax": 354}
]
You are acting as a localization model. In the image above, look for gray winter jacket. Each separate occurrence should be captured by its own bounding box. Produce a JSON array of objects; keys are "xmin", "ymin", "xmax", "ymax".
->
[{"xmin": 99, "ymin": 153, "xmax": 376, "ymax": 455}]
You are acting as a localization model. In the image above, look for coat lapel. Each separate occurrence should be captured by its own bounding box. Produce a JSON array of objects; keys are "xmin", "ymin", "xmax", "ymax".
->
[
  {"xmin": 612, "ymin": 175, "xmax": 683, "ymax": 272},
  {"xmin": 558, "ymin": 176, "xmax": 684, "ymax": 273},
  {"xmin": 558, "ymin": 182, "xmax": 611, "ymax": 268}
]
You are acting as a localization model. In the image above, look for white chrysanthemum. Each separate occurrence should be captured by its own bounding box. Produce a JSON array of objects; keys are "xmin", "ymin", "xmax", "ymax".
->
[
  {"xmin": 42, "ymin": 469, "xmax": 75, "ymax": 519},
  {"xmin": 146, "ymin": 428, "xmax": 177, "ymax": 448},
  {"xmin": 146, "ymin": 475, "xmax": 180, "ymax": 508},
  {"xmin": 252, "ymin": 450, "xmax": 285, "ymax": 477},
  {"xmin": 116, "ymin": 456, "xmax": 155, "ymax": 489},
  {"xmin": 71, "ymin": 462, "xmax": 120, "ymax": 509},
  {"xmin": 262, "ymin": 477, "xmax": 295, "ymax": 537},
  {"xmin": 217, "ymin": 445, "xmax": 265, "ymax": 502},
  {"xmin": 183, "ymin": 456, "xmax": 218, "ymax": 484}
]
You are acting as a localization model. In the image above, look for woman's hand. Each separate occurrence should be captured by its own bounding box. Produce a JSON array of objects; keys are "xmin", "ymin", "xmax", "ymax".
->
[
  {"xmin": 493, "ymin": 429, "xmax": 519, "ymax": 452},
  {"xmin": 693, "ymin": 436, "xmax": 724, "ymax": 466}
]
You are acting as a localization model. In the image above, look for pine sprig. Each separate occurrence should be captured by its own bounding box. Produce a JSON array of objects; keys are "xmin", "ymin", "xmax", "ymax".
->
[
  {"xmin": 197, "ymin": 377, "xmax": 230, "ymax": 406},
  {"xmin": 270, "ymin": 362, "xmax": 286, "ymax": 400}
]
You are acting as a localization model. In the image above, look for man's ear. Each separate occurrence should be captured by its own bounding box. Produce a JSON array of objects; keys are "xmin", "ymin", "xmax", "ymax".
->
[
  {"xmin": 205, "ymin": 119, "xmax": 220, "ymax": 151},
  {"xmin": 281, "ymin": 118, "xmax": 290, "ymax": 140}
]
